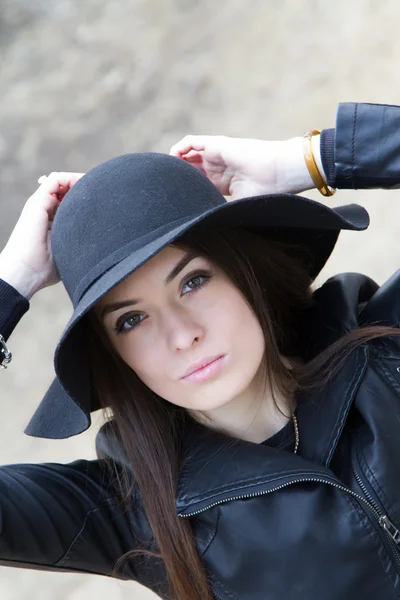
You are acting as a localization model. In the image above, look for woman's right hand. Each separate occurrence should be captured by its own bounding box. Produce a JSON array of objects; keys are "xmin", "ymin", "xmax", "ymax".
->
[
  {"xmin": 0, "ymin": 172, "xmax": 84, "ymax": 300},
  {"xmin": 169, "ymin": 135, "xmax": 316, "ymax": 199}
]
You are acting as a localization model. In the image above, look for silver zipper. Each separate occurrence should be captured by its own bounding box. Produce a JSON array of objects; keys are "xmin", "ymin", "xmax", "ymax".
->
[
  {"xmin": 178, "ymin": 475, "xmax": 400, "ymax": 550},
  {"xmin": 178, "ymin": 476, "xmax": 374, "ymax": 517},
  {"xmin": 352, "ymin": 464, "xmax": 400, "ymax": 564},
  {"xmin": 186, "ymin": 472, "xmax": 400, "ymax": 599},
  {"xmin": 352, "ymin": 467, "xmax": 399, "ymax": 536}
]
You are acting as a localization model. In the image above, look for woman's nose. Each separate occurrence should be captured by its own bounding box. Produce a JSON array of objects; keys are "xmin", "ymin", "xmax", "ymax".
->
[{"xmin": 165, "ymin": 311, "xmax": 204, "ymax": 350}]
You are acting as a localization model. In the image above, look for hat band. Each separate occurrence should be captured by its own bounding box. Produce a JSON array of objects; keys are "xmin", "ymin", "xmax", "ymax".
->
[{"xmin": 72, "ymin": 213, "xmax": 199, "ymax": 306}]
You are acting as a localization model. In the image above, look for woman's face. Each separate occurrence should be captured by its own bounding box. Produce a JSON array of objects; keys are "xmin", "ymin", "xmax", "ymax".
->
[{"xmin": 94, "ymin": 244, "xmax": 266, "ymax": 422}]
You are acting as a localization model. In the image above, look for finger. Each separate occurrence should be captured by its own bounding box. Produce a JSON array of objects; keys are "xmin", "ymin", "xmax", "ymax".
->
[
  {"xmin": 38, "ymin": 176, "xmax": 69, "ymax": 200},
  {"xmin": 182, "ymin": 150, "xmax": 204, "ymax": 162},
  {"xmin": 42, "ymin": 172, "xmax": 85, "ymax": 193},
  {"xmin": 32, "ymin": 175, "xmax": 66, "ymax": 211},
  {"xmin": 33, "ymin": 172, "xmax": 84, "ymax": 207},
  {"xmin": 24, "ymin": 174, "xmax": 69, "ymax": 215},
  {"xmin": 169, "ymin": 135, "xmax": 219, "ymax": 157}
]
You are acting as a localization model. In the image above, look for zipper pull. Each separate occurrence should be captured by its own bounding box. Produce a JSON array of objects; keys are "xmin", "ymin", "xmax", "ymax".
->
[{"xmin": 379, "ymin": 515, "xmax": 400, "ymax": 543}]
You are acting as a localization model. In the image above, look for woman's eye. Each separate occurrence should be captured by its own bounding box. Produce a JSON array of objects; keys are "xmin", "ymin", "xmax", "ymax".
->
[
  {"xmin": 181, "ymin": 271, "xmax": 212, "ymax": 295},
  {"xmin": 115, "ymin": 313, "xmax": 144, "ymax": 335},
  {"xmin": 182, "ymin": 274, "xmax": 206, "ymax": 293}
]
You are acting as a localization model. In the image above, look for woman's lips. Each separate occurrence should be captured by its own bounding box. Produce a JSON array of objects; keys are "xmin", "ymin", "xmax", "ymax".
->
[{"xmin": 181, "ymin": 355, "xmax": 226, "ymax": 383}]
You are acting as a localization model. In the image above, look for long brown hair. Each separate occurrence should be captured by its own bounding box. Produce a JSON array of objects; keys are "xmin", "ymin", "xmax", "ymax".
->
[{"xmin": 86, "ymin": 225, "xmax": 400, "ymax": 600}]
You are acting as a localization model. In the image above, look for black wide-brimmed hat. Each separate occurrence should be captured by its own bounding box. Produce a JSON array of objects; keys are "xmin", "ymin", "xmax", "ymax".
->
[{"xmin": 24, "ymin": 152, "xmax": 369, "ymax": 439}]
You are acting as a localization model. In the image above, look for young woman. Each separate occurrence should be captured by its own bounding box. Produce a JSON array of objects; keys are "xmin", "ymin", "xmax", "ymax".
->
[{"xmin": 0, "ymin": 102, "xmax": 399, "ymax": 600}]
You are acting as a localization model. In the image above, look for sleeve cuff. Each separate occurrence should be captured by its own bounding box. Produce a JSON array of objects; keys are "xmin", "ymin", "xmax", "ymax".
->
[
  {"xmin": 0, "ymin": 278, "xmax": 30, "ymax": 341},
  {"xmin": 320, "ymin": 128, "xmax": 336, "ymax": 188}
]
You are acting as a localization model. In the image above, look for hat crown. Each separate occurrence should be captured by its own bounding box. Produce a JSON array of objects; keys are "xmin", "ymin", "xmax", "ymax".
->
[{"xmin": 51, "ymin": 153, "xmax": 224, "ymax": 305}]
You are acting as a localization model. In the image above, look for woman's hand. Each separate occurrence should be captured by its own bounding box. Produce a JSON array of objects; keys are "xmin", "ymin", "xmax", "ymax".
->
[
  {"xmin": 0, "ymin": 172, "xmax": 84, "ymax": 300},
  {"xmin": 169, "ymin": 135, "xmax": 315, "ymax": 200}
]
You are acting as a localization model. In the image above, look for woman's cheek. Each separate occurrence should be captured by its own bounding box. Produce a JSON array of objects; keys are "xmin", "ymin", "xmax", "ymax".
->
[
  {"xmin": 116, "ymin": 337, "xmax": 147, "ymax": 372},
  {"xmin": 127, "ymin": 343, "xmax": 164, "ymax": 383}
]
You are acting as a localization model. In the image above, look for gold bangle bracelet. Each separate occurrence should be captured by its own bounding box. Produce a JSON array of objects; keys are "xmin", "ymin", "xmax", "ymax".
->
[{"xmin": 302, "ymin": 129, "xmax": 336, "ymax": 197}]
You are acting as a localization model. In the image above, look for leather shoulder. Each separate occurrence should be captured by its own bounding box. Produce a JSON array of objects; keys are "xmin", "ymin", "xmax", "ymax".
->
[
  {"xmin": 95, "ymin": 420, "xmax": 130, "ymax": 468},
  {"xmin": 359, "ymin": 269, "xmax": 400, "ymax": 327}
]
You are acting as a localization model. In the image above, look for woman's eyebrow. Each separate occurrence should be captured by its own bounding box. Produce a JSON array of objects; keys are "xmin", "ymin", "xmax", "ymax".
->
[
  {"xmin": 100, "ymin": 250, "xmax": 199, "ymax": 321},
  {"xmin": 164, "ymin": 250, "xmax": 198, "ymax": 285}
]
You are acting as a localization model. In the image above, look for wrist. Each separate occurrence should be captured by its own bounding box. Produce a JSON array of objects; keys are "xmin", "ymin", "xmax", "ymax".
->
[
  {"xmin": 274, "ymin": 137, "xmax": 314, "ymax": 194},
  {"xmin": 0, "ymin": 258, "xmax": 40, "ymax": 301},
  {"xmin": 274, "ymin": 134, "xmax": 330, "ymax": 195}
]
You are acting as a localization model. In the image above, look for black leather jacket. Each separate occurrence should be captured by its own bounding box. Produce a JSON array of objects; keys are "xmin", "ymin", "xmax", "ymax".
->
[{"xmin": 1, "ymin": 102, "xmax": 400, "ymax": 599}]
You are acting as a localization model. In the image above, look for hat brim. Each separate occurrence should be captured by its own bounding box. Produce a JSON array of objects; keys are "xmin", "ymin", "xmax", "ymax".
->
[{"xmin": 25, "ymin": 193, "xmax": 369, "ymax": 439}]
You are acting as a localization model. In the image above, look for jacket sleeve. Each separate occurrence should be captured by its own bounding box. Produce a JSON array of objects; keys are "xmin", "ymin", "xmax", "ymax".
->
[
  {"xmin": 0, "ymin": 277, "xmax": 30, "ymax": 343},
  {"xmin": 0, "ymin": 278, "xmax": 144, "ymax": 581},
  {"xmin": 0, "ymin": 457, "xmax": 142, "ymax": 579},
  {"xmin": 320, "ymin": 102, "xmax": 400, "ymax": 190}
]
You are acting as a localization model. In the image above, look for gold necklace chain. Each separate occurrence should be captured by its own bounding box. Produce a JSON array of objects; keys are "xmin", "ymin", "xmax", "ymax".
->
[{"xmin": 292, "ymin": 413, "xmax": 299, "ymax": 454}]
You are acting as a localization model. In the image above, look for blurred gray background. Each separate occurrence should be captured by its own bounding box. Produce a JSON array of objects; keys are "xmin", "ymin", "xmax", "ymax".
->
[{"xmin": 1, "ymin": 0, "xmax": 399, "ymax": 598}]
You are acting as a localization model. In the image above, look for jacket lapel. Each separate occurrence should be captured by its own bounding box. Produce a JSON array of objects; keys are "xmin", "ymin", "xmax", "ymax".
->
[
  {"xmin": 295, "ymin": 345, "xmax": 368, "ymax": 466},
  {"xmin": 176, "ymin": 419, "xmax": 337, "ymax": 516}
]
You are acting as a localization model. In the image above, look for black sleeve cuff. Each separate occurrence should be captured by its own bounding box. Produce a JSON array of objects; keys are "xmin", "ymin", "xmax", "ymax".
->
[
  {"xmin": 320, "ymin": 128, "xmax": 336, "ymax": 188},
  {"xmin": 0, "ymin": 278, "xmax": 30, "ymax": 341}
]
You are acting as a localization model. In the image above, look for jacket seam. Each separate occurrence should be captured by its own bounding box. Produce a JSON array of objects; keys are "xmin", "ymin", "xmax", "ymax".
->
[
  {"xmin": 187, "ymin": 505, "xmax": 221, "ymax": 558},
  {"xmin": 345, "ymin": 175, "xmax": 400, "ymax": 180},
  {"xmin": 373, "ymin": 360, "xmax": 400, "ymax": 396},
  {"xmin": 199, "ymin": 506, "xmax": 221, "ymax": 556},
  {"xmin": 0, "ymin": 556, "xmax": 116, "ymax": 577},
  {"xmin": 369, "ymin": 338, "xmax": 400, "ymax": 360},
  {"xmin": 355, "ymin": 433, "xmax": 393, "ymax": 516},
  {"xmin": 207, "ymin": 571, "xmax": 240, "ymax": 600},
  {"xmin": 371, "ymin": 341, "xmax": 400, "ymax": 363},
  {"xmin": 344, "ymin": 488, "xmax": 399, "ymax": 590},
  {"xmin": 52, "ymin": 496, "xmax": 115, "ymax": 566},
  {"xmin": 324, "ymin": 345, "xmax": 368, "ymax": 466}
]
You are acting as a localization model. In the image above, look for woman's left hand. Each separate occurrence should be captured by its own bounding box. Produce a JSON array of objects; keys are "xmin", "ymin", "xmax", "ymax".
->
[{"xmin": 169, "ymin": 135, "xmax": 314, "ymax": 200}]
